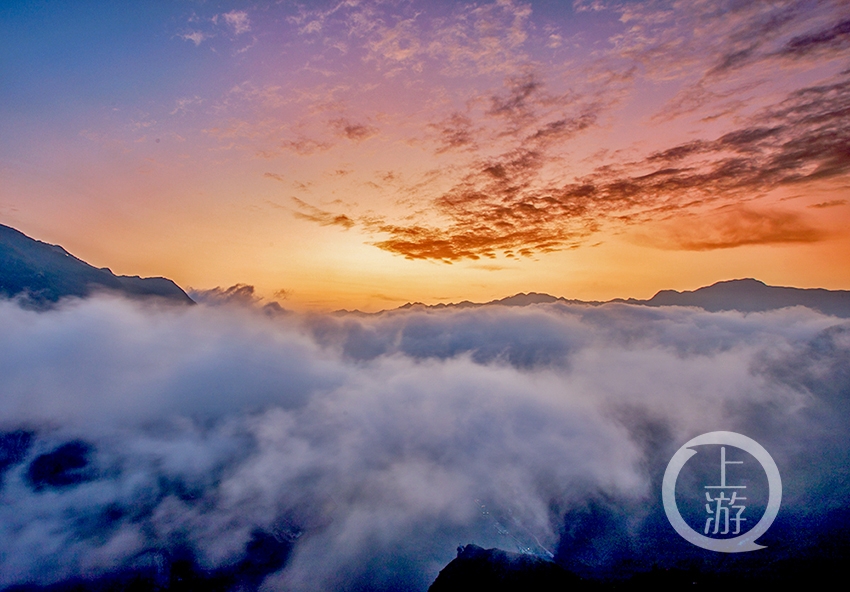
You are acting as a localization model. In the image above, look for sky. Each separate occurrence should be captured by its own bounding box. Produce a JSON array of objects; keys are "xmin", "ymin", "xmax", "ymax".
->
[{"xmin": 1, "ymin": 0, "xmax": 849, "ymax": 311}]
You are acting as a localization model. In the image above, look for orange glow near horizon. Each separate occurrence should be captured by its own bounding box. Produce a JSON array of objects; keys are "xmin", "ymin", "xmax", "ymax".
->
[{"xmin": 2, "ymin": 1, "xmax": 849, "ymax": 312}]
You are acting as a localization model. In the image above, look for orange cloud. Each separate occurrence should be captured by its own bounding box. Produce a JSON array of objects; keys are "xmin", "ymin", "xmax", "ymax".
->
[
  {"xmin": 291, "ymin": 198, "xmax": 355, "ymax": 229},
  {"xmin": 809, "ymin": 199, "xmax": 847, "ymax": 209},
  {"xmin": 367, "ymin": 72, "xmax": 850, "ymax": 261},
  {"xmin": 638, "ymin": 207, "xmax": 827, "ymax": 251},
  {"xmin": 329, "ymin": 118, "xmax": 377, "ymax": 142}
]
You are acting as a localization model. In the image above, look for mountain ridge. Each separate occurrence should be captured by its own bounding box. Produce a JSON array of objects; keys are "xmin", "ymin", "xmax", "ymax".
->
[
  {"xmin": 392, "ymin": 278, "xmax": 850, "ymax": 317},
  {"xmin": 0, "ymin": 223, "xmax": 194, "ymax": 306},
  {"xmin": 3, "ymin": 223, "xmax": 848, "ymax": 316}
]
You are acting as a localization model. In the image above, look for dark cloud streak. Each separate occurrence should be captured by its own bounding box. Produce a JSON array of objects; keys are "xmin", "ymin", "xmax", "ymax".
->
[
  {"xmin": 779, "ymin": 17, "xmax": 850, "ymax": 60},
  {"xmin": 329, "ymin": 118, "xmax": 377, "ymax": 142},
  {"xmin": 291, "ymin": 197, "xmax": 355, "ymax": 229}
]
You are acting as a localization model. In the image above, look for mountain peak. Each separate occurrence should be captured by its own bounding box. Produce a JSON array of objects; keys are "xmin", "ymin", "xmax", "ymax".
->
[
  {"xmin": 429, "ymin": 544, "xmax": 580, "ymax": 591},
  {"xmin": 389, "ymin": 279, "xmax": 850, "ymax": 317},
  {"xmin": 643, "ymin": 277, "xmax": 849, "ymax": 315},
  {"xmin": 0, "ymin": 223, "xmax": 194, "ymax": 306}
]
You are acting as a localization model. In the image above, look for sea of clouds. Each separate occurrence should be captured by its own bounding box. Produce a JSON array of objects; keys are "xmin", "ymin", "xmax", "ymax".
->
[{"xmin": 0, "ymin": 295, "xmax": 848, "ymax": 590}]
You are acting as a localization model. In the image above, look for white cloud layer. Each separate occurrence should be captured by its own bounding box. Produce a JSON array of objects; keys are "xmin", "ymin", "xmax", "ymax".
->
[{"xmin": 0, "ymin": 296, "xmax": 848, "ymax": 589}]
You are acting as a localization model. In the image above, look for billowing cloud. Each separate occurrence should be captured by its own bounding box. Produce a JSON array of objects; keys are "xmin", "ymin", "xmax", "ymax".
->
[
  {"xmin": 190, "ymin": 283, "xmax": 262, "ymax": 306},
  {"xmin": 0, "ymin": 295, "xmax": 848, "ymax": 588}
]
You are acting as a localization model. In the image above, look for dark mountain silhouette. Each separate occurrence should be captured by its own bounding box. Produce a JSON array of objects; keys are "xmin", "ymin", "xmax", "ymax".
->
[
  {"xmin": 629, "ymin": 277, "xmax": 850, "ymax": 316},
  {"xmin": 427, "ymin": 531, "xmax": 850, "ymax": 591},
  {"xmin": 4, "ymin": 220, "xmax": 847, "ymax": 316},
  {"xmin": 428, "ymin": 545, "xmax": 583, "ymax": 592},
  {"xmin": 0, "ymin": 223, "xmax": 194, "ymax": 305},
  {"xmin": 398, "ymin": 280, "xmax": 850, "ymax": 317}
]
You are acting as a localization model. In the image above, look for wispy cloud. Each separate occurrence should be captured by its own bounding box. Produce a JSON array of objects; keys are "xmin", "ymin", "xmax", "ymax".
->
[
  {"xmin": 280, "ymin": 137, "xmax": 333, "ymax": 156},
  {"xmin": 202, "ymin": 81, "xmax": 365, "ymax": 158},
  {"xmin": 361, "ymin": 70, "xmax": 849, "ymax": 261},
  {"xmin": 329, "ymin": 118, "xmax": 377, "ymax": 142},
  {"xmin": 605, "ymin": 0, "xmax": 850, "ymax": 120},
  {"xmin": 291, "ymin": 197, "xmax": 355, "ymax": 229},
  {"xmin": 636, "ymin": 206, "xmax": 826, "ymax": 251},
  {"xmin": 425, "ymin": 0, "xmax": 534, "ymax": 77},
  {"xmin": 169, "ymin": 95, "xmax": 203, "ymax": 115},
  {"xmin": 180, "ymin": 30, "xmax": 210, "ymax": 46},
  {"xmin": 429, "ymin": 113, "xmax": 477, "ymax": 154},
  {"xmin": 189, "ymin": 0, "xmax": 848, "ymax": 263},
  {"xmin": 289, "ymin": 0, "xmax": 535, "ymax": 78},
  {"xmin": 222, "ymin": 10, "xmax": 251, "ymax": 35},
  {"xmin": 809, "ymin": 199, "xmax": 847, "ymax": 209}
]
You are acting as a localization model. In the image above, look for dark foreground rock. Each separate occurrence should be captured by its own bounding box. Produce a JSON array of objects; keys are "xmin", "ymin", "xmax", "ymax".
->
[{"xmin": 428, "ymin": 544, "xmax": 584, "ymax": 592}]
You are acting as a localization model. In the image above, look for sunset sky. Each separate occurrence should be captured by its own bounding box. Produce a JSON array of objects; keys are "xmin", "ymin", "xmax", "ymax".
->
[{"xmin": 2, "ymin": 0, "xmax": 849, "ymax": 311}]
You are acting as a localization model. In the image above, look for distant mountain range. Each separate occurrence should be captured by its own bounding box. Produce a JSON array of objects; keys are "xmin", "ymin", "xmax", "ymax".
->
[
  {"xmin": 3, "ymin": 222, "xmax": 849, "ymax": 315},
  {"xmin": 629, "ymin": 278, "xmax": 850, "ymax": 316},
  {"xmin": 0, "ymin": 223, "xmax": 193, "ymax": 305},
  {"xmin": 400, "ymin": 279, "xmax": 850, "ymax": 318}
]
